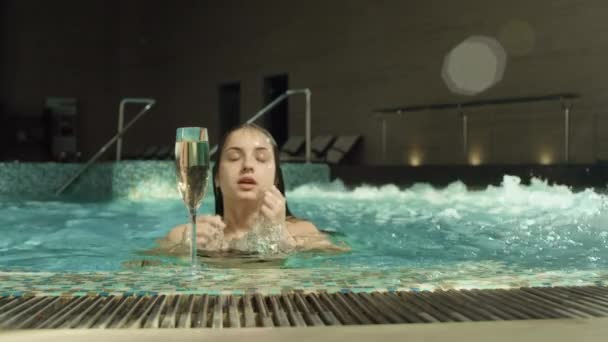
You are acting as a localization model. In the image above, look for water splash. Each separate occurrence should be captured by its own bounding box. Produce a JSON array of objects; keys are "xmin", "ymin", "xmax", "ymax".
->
[
  {"xmin": 227, "ymin": 217, "xmax": 295, "ymax": 256},
  {"xmin": 287, "ymin": 175, "xmax": 608, "ymax": 269}
]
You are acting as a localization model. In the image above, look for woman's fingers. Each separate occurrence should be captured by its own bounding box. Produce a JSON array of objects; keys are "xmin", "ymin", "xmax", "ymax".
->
[
  {"xmin": 260, "ymin": 203, "xmax": 274, "ymax": 219},
  {"xmin": 262, "ymin": 193, "xmax": 279, "ymax": 209},
  {"xmin": 253, "ymin": 186, "xmax": 286, "ymax": 224},
  {"xmin": 208, "ymin": 215, "xmax": 226, "ymax": 229},
  {"xmin": 197, "ymin": 215, "xmax": 226, "ymax": 227},
  {"xmin": 193, "ymin": 215, "xmax": 226, "ymax": 237},
  {"xmin": 270, "ymin": 185, "xmax": 283, "ymax": 198},
  {"xmin": 268, "ymin": 186, "xmax": 284, "ymax": 204},
  {"xmin": 260, "ymin": 200, "xmax": 285, "ymax": 223},
  {"xmin": 263, "ymin": 189, "xmax": 285, "ymax": 209}
]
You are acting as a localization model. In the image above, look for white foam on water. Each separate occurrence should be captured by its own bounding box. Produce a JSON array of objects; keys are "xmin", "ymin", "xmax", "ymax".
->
[
  {"xmin": 286, "ymin": 175, "xmax": 608, "ymax": 270},
  {"xmin": 289, "ymin": 175, "xmax": 607, "ymax": 219}
]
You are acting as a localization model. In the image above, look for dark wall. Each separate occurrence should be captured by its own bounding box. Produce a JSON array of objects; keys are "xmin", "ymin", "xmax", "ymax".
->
[
  {"xmin": 0, "ymin": 0, "xmax": 118, "ymax": 160},
  {"xmin": 0, "ymin": 0, "xmax": 192, "ymax": 160},
  {"xmin": 2, "ymin": 1, "xmax": 608, "ymax": 165}
]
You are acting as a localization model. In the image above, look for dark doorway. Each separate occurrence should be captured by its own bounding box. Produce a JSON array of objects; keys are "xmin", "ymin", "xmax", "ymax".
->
[
  {"xmin": 263, "ymin": 74, "xmax": 288, "ymax": 147},
  {"xmin": 219, "ymin": 82, "xmax": 241, "ymax": 139}
]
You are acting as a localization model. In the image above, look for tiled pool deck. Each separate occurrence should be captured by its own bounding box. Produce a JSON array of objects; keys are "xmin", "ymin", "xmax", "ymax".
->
[{"xmin": 2, "ymin": 262, "xmax": 607, "ymax": 297}]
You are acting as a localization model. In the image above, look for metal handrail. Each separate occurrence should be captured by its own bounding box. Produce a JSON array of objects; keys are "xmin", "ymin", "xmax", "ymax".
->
[
  {"xmin": 116, "ymin": 98, "xmax": 156, "ymax": 161},
  {"xmin": 210, "ymin": 88, "xmax": 312, "ymax": 163},
  {"xmin": 373, "ymin": 93, "xmax": 580, "ymax": 114},
  {"xmin": 373, "ymin": 93, "xmax": 580, "ymax": 162},
  {"xmin": 55, "ymin": 89, "xmax": 311, "ymax": 196},
  {"xmin": 55, "ymin": 99, "xmax": 156, "ymax": 195}
]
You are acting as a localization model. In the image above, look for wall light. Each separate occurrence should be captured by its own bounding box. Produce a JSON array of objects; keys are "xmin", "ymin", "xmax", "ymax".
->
[
  {"xmin": 469, "ymin": 152, "xmax": 482, "ymax": 166},
  {"xmin": 408, "ymin": 150, "xmax": 423, "ymax": 167},
  {"xmin": 539, "ymin": 151, "xmax": 553, "ymax": 165}
]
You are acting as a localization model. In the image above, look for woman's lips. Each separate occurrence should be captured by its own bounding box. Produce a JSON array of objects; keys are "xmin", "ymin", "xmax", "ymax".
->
[
  {"xmin": 238, "ymin": 176, "xmax": 257, "ymax": 184},
  {"xmin": 237, "ymin": 177, "xmax": 257, "ymax": 190}
]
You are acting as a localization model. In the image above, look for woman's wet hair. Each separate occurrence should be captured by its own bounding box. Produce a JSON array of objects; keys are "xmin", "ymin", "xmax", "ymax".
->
[{"xmin": 212, "ymin": 123, "xmax": 293, "ymax": 218}]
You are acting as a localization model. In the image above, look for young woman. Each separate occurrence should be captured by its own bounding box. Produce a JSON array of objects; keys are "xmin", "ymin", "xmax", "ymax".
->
[{"xmin": 159, "ymin": 123, "xmax": 348, "ymax": 256}]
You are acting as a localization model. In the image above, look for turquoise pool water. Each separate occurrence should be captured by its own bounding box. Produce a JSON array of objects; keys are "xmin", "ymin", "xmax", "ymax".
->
[{"xmin": 2, "ymin": 175, "xmax": 608, "ymax": 281}]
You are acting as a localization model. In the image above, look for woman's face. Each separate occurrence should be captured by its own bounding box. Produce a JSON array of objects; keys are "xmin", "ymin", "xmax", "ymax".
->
[{"xmin": 216, "ymin": 128, "xmax": 276, "ymax": 202}]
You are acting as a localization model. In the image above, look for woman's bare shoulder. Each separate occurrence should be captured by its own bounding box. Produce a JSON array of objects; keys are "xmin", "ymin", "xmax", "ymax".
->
[
  {"xmin": 285, "ymin": 218, "xmax": 350, "ymax": 252},
  {"xmin": 286, "ymin": 218, "xmax": 321, "ymax": 236},
  {"xmin": 166, "ymin": 224, "xmax": 186, "ymax": 242}
]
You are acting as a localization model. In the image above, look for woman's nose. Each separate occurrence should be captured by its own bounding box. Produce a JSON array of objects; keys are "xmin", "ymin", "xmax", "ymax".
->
[{"xmin": 241, "ymin": 156, "xmax": 254, "ymax": 172}]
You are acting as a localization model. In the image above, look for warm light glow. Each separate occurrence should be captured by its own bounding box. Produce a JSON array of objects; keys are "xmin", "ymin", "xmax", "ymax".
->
[
  {"xmin": 408, "ymin": 150, "xmax": 422, "ymax": 166},
  {"xmin": 469, "ymin": 152, "xmax": 482, "ymax": 166},
  {"xmin": 539, "ymin": 152, "xmax": 553, "ymax": 165}
]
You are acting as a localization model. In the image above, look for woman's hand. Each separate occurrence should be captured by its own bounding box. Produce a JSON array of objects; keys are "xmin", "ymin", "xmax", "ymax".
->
[
  {"xmin": 256, "ymin": 186, "xmax": 298, "ymax": 253},
  {"xmin": 259, "ymin": 185, "xmax": 286, "ymax": 225},
  {"xmin": 164, "ymin": 215, "xmax": 226, "ymax": 252},
  {"xmin": 192, "ymin": 215, "xmax": 226, "ymax": 251}
]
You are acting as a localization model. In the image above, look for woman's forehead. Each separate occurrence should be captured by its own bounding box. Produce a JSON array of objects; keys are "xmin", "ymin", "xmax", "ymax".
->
[{"xmin": 224, "ymin": 128, "xmax": 273, "ymax": 150}]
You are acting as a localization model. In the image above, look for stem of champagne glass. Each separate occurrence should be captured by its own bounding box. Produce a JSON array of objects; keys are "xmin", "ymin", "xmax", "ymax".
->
[{"xmin": 190, "ymin": 208, "xmax": 197, "ymax": 267}]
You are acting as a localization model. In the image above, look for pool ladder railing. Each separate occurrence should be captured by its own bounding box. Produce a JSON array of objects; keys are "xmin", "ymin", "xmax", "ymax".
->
[
  {"xmin": 55, "ymin": 89, "xmax": 312, "ymax": 196},
  {"xmin": 55, "ymin": 98, "xmax": 156, "ymax": 196}
]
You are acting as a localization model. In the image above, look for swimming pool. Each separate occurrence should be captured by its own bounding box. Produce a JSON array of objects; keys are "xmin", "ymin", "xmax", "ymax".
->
[{"xmin": 1, "ymin": 163, "xmax": 608, "ymax": 295}]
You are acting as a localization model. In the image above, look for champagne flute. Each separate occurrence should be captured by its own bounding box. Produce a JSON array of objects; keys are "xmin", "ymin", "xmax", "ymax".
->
[{"xmin": 175, "ymin": 127, "xmax": 210, "ymax": 268}]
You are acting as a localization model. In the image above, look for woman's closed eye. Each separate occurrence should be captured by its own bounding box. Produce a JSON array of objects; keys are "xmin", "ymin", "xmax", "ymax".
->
[
  {"xmin": 256, "ymin": 151, "xmax": 270, "ymax": 163},
  {"xmin": 224, "ymin": 148, "xmax": 270, "ymax": 163},
  {"xmin": 226, "ymin": 151, "xmax": 240, "ymax": 161}
]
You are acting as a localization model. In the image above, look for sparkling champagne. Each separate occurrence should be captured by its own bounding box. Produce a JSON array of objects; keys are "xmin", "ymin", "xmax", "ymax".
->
[{"xmin": 175, "ymin": 141, "xmax": 210, "ymax": 211}]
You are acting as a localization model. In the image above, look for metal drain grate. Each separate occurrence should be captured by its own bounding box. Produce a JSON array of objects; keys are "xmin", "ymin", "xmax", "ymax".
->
[{"xmin": 1, "ymin": 286, "xmax": 608, "ymax": 329}]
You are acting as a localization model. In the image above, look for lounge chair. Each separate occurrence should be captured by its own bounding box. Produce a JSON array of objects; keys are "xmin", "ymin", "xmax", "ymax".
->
[
  {"xmin": 279, "ymin": 136, "xmax": 305, "ymax": 162},
  {"xmin": 281, "ymin": 135, "xmax": 334, "ymax": 162},
  {"xmin": 311, "ymin": 135, "xmax": 334, "ymax": 160},
  {"xmin": 156, "ymin": 145, "xmax": 172, "ymax": 159},
  {"xmin": 141, "ymin": 146, "xmax": 159, "ymax": 160},
  {"xmin": 123, "ymin": 146, "xmax": 145, "ymax": 160},
  {"xmin": 325, "ymin": 135, "xmax": 361, "ymax": 164}
]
